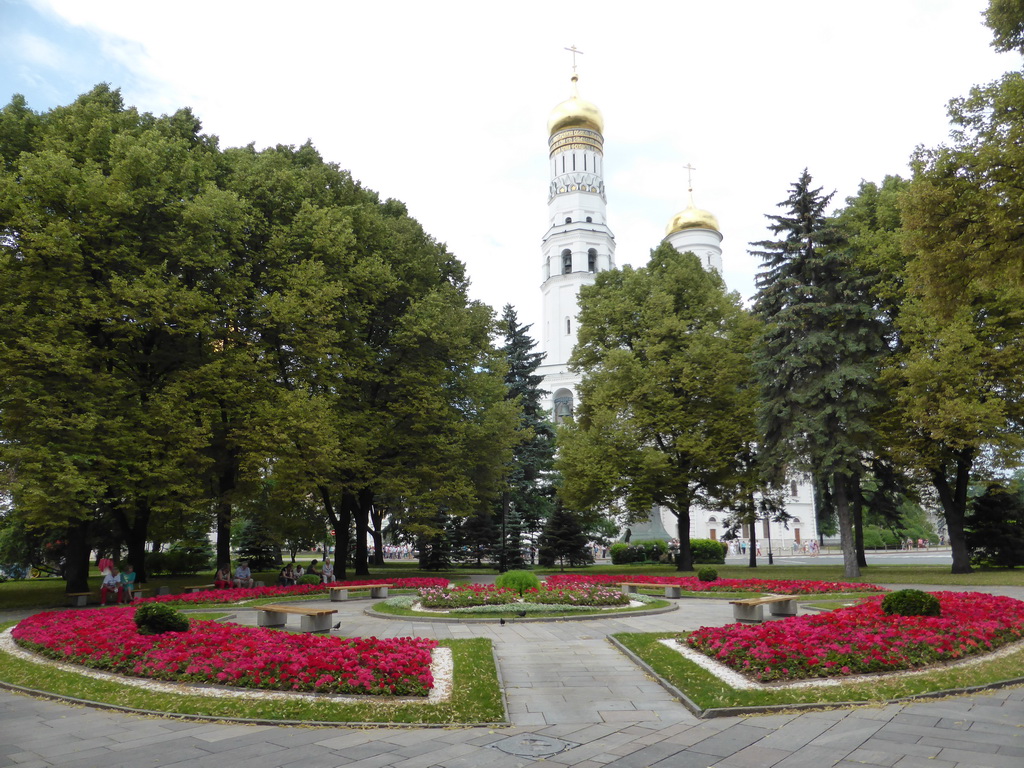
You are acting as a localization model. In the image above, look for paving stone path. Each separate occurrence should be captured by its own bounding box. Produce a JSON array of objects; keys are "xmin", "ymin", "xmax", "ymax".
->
[{"xmin": 1, "ymin": 586, "xmax": 1022, "ymax": 767}]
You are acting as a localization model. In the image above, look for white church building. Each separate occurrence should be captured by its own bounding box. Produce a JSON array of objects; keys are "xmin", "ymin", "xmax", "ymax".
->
[{"xmin": 535, "ymin": 69, "xmax": 818, "ymax": 553}]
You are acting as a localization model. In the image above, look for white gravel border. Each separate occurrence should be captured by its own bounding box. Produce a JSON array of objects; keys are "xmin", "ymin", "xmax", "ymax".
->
[{"xmin": 0, "ymin": 627, "xmax": 453, "ymax": 705}]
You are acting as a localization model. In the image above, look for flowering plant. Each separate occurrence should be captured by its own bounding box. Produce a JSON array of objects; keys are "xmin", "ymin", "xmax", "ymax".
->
[
  {"xmin": 685, "ymin": 592, "xmax": 1024, "ymax": 683},
  {"xmin": 521, "ymin": 584, "xmax": 631, "ymax": 607},
  {"xmin": 138, "ymin": 578, "xmax": 449, "ymax": 606},
  {"xmin": 545, "ymin": 573, "xmax": 884, "ymax": 595},
  {"xmin": 418, "ymin": 584, "xmax": 520, "ymax": 609},
  {"xmin": 13, "ymin": 607, "xmax": 437, "ymax": 696},
  {"xmin": 418, "ymin": 582, "xmax": 631, "ymax": 609}
]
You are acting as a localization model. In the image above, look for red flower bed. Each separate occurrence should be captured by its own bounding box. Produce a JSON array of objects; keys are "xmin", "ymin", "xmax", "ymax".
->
[
  {"xmin": 685, "ymin": 592, "xmax": 1024, "ymax": 682},
  {"xmin": 545, "ymin": 573, "xmax": 883, "ymax": 595},
  {"xmin": 137, "ymin": 578, "xmax": 449, "ymax": 606},
  {"xmin": 13, "ymin": 607, "xmax": 437, "ymax": 696}
]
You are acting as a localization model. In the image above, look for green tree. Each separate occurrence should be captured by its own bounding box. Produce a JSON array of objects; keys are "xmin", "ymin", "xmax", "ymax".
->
[
  {"xmin": 965, "ymin": 482, "xmax": 1024, "ymax": 567},
  {"xmin": 557, "ymin": 243, "xmax": 758, "ymax": 571},
  {"xmin": 985, "ymin": 0, "xmax": 1024, "ymax": 53},
  {"xmin": 890, "ymin": 72, "xmax": 1024, "ymax": 573},
  {"xmin": 751, "ymin": 170, "xmax": 887, "ymax": 578},
  {"xmin": 537, "ymin": 503, "xmax": 593, "ymax": 569},
  {"xmin": 220, "ymin": 144, "xmax": 521, "ymax": 579},
  {"xmin": 0, "ymin": 86, "xmax": 239, "ymax": 588},
  {"xmin": 490, "ymin": 305, "xmax": 556, "ymax": 568}
]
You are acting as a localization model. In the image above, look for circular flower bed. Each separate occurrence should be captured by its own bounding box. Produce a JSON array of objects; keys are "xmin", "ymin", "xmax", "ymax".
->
[
  {"xmin": 13, "ymin": 607, "xmax": 437, "ymax": 696},
  {"xmin": 546, "ymin": 574, "xmax": 885, "ymax": 595},
  {"xmin": 417, "ymin": 583, "xmax": 632, "ymax": 612},
  {"xmin": 685, "ymin": 591, "xmax": 1024, "ymax": 683}
]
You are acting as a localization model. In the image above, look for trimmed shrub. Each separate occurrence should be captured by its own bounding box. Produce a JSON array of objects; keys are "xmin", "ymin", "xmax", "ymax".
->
[
  {"xmin": 609, "ymin": 542, "xmax": 632, "ymax": 564},
  {"xmin": 611, "ymin": 540, "xmax": 667, "ymax": 564},
  {"xmin": 495, "ymin": 569, "xmax": 540, "ymax": 596},
  {"xmin": 697, "ymin": 567, "xmax": 718, "ymax": 582},
  {"xmin": 134, "ymin": 603, "xmax": 190, "ymax": 635},
  {"xmin": 298, "ymin": 574, "xmax": 321, "ymax": 586},
  {"xmin": 881, "ymin": 589, "xmax": 941, "ymax": 618},
  {"xmin": 690, "ymin": 538, "xmax": 726, "ymax": 564}
]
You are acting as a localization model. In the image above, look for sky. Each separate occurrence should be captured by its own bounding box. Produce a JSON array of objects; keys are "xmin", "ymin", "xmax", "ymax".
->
[{"xmin": 1, "ymin": 0, "xmax": 1018, "ymax": 333}]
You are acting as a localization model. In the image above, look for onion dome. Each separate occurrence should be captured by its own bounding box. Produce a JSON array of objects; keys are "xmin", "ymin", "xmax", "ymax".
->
[
  {"xmin": 666, "ymin": 192, "xmax": 720, "ymax": 235},
  {"xmin": 548, "ymin": 74, "xmax": 604, "ymax": 136}
]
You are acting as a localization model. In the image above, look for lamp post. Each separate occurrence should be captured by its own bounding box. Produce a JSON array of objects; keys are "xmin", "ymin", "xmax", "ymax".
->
[{"xmin": 766, "ymin": 516, "xmax": 774, "ymax": 565}]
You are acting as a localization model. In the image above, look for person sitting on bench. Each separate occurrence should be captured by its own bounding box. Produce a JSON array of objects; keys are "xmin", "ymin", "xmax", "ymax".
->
[
  {"xmin": 100, "ymin": 566, "xmax": 124, "ymax": 605},
  {"xmin": 233, "ymin": 560, "xmax": 254, "ymax": 589}
]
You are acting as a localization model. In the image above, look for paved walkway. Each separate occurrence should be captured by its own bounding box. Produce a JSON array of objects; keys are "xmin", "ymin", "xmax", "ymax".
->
[{"xmin": 1, "ymin": 586, "xmax": 1023, "ymax": 767}]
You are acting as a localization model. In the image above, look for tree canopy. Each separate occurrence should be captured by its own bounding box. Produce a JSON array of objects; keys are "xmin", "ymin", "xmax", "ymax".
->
[
  {"xmin": 557, "ymin": 243, "xmax": 757, "ymax": 571},
  {"xmin": 0, "ymin": 86, "xmax": 519, "ymax": 587}
]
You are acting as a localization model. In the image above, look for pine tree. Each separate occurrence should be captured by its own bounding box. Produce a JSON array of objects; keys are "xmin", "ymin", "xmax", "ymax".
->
[
  {"xmin": 493, "ymin": 305, "xmax": 556, "ymax": 561},
  {"xmin": 751, "ymin": 169, "xmax": 886, "ymax": 578},
  {"xmin": 537, "ymin": 504, "xmax": 593, "ymax": 569}
]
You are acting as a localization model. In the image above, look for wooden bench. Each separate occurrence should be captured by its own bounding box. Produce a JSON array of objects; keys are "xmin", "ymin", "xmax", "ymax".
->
[
  {"xmin": 329, "ymin": 583, "xmax": 393, "ymax": 601},
  {"xmin": 183, "ymin": 584, "xmax": 217, "ymax": 593},
  {"xmin": 730, "ymin": 595, "xmax": 798, "ymax": 623},
  {"xmin": 619, "ymin": 582, "xmax": 683, "ymax": 599},
  {"xmin": 256, "ymin": 605, "xmax": 337, "ymax": 633},
  {"xmin": 66, "ymin": 591, "xmax": 93, "ymax": 607}
]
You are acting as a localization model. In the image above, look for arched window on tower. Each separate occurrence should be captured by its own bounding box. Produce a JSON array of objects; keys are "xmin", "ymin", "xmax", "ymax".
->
[
  {"xmin": 561, "ymin": 249, "xmax": 572, "ymax": 274},
  {"xmin": 565, "ymin": 317, "xmax": 571, "ymax": 335},
  {"xmin": 790, "ymin": 479, "xmax": 798, "ymax": 498},
  {"xmin": 588, "ymin": 249, "xmax": 597, "ymax": 272},
  {"xmin": 553, "ymin": 388, "xmax": 574, "ymax": 424}
]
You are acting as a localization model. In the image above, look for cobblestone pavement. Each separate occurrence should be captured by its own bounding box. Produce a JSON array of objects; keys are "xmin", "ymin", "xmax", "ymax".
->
[{"xmin": 1, "ymin": 586, "xmax": 1022, "ymax": 767}]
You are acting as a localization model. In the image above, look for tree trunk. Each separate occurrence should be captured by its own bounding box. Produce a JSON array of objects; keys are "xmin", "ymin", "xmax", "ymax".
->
[
  {"xmin": 351, "ymin": 489, "xmax": 373, "ymax": 577},
  {"xmin": 851, "ymin": 473, "xmax": 867, "ymax": 568},
  {"xmin": 63, "ymin": 517, "xmax": 92, "ymax": 593},
  {"xmin": 126, "ymin": 501, "xmax": 151, "ymax": 582},
  {"xmin": 931, "ymin": 449, "xmax": 974, "ymax": 574},
  {"xmin": 833, "ymin": 471, "xmax": 861, "ymax": 578},
  {"xmin": 369, "ymin": 504, "xmax": 385, "ymax": 566},
  {"xmin": 319, "ymin": 485, "xmax": 349, "ymax": 581},
  {"xmin": 672, "ymin": 501, "xmax": 694, "ymax": 571}
]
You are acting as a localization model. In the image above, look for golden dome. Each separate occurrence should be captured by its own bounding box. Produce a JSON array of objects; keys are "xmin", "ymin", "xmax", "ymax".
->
[
  {"xmin": 548, "ymin": 74, "xmax": 604, "ymax": 136},
  {"xmin": 666, "ymin": 204, "xmax": 720, "ymax": 235}
]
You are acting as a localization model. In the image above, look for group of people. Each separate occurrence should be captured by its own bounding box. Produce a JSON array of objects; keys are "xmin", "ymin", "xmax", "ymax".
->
[
  {"xmin": 213, "ymin": 560, "xmax": 256, "ymax": 589},
  {"xmin": 97, "ymin": 554, "xmax": 338, "ymax": 605},
  {"xmin": 277, "ymin": 557, "xmax": 334, "ymax": 586},
  {"xmin": 98, "ymin": 559, "xmax": 137, "ymax": 605}
]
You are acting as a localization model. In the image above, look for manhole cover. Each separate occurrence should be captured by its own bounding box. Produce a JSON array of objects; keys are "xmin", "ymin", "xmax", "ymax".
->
[{"xmin": 489, "ymin": 733, "xmax": 579, "ymax": 757}]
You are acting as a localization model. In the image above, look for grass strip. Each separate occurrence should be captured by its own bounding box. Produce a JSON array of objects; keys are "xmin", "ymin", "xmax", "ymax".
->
[
  {"xmin": 612, "ymin": 631, "xmax": 1024, "ymax": 716},
  {"xmin": 0, "ymin": 625, "xmax": 504, "ymax": 725}
]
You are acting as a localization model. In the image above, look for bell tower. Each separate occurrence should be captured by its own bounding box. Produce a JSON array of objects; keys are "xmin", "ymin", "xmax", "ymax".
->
[{"xmin": 538, "ymin": 50, "xmax": 616, "ymax": 422}]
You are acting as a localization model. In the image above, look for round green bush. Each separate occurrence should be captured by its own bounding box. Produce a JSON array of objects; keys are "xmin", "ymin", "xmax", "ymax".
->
[
  {"xmin": 298, "ymin": 574, "xmax": 321, "ymax": 586},
  {"xmin": 495, "ymin": 569, "xmax": 540, "ymax": 596},
  {"xmin": 697, "ymin": 567, "xmax": 718, "ymax": 582},
  {"xmin": 134, "ymin": 603, "xmax": 190, "ymax": 635},
  {"xmin": 690, "ymin": 538, "xmax": 727, "ymax": 564},
  {"xmin": 881, "ymin": 589, "xmax": 941, "ymax": 617}
]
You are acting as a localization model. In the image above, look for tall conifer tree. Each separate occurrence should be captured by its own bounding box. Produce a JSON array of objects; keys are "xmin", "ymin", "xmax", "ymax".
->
[{"xmin": 751, "ymin": 170, "xmax": 885, "ymax": 578}]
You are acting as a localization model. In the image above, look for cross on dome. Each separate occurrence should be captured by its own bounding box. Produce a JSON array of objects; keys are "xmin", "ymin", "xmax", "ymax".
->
[{"xmin": 564, "ymin": 45, "xmax": 584, "ymax": 73}]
